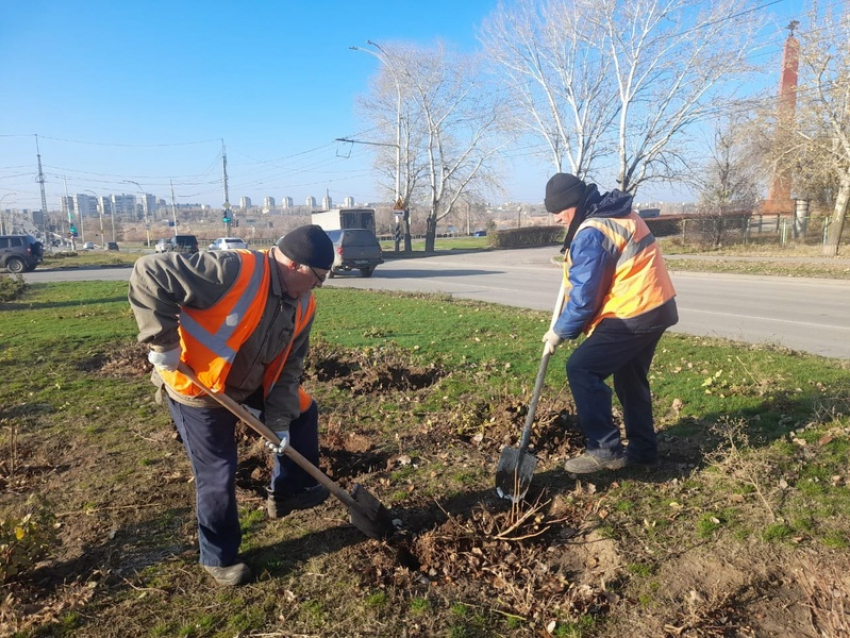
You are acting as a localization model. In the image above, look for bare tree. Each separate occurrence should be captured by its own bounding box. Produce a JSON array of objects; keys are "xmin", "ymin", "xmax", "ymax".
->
[
  {"xmin": 479, "ymin": 0, "xmax": 618, "ymax": 178},
  {"xmin": 481, "ymin": 0, "xmax": 762, "ymax": 195},
  {"xmin": 696, "ymin": 115, "xmax": 762, "ymax": 246},
  {"xmin": 355, "ymin": 41, "xmax": 504, "ymax": 252}
]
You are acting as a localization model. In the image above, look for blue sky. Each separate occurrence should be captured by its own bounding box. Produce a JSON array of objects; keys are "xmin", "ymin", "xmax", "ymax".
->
[{"xmin": 1, "ymin": 0, "xmax": 809, "ymax": 211}]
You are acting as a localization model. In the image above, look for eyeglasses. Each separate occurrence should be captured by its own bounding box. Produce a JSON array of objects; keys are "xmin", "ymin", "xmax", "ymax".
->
[{"xmin": 304, "ymin": 265, "xmax": 327, "ymax": 288}]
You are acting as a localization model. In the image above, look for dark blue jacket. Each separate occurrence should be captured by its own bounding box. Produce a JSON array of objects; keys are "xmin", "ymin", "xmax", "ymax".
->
[{"xmin": 553, "ymin": 189, "xmax": 678, "ymax": 339}]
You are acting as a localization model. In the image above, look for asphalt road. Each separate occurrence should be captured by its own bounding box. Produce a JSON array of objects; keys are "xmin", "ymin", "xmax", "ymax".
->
[{"xmin": 22, "ymin": 247, "xmax": 850, "ymax": 359}]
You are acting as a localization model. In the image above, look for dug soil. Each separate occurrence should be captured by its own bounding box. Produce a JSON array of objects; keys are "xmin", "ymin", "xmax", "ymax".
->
[{"xmin": 1, "ymin": 342, "xmax": 845, "ymax": 637}]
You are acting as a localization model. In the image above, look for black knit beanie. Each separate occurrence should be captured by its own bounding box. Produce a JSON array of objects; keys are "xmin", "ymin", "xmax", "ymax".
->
[
  {"xmin": 276, "ymin": 224, "xmax": 334, "ymax": 270},
  {"xmin": 544, "ymin": 173, "xmax": 587, "ymax": 213}
]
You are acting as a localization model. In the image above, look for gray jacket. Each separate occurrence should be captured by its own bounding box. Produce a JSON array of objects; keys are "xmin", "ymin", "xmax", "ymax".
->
[{"xmin": 128, "ymin": 249, "xmax": 312, "ymax": 431}]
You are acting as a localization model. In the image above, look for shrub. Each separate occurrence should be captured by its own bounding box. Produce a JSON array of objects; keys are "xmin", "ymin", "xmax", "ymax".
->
[
  {"xmin": 0, "ymin": 502, "xmax": 58, "ymax": 583},
  {"xmin": 0, "ymin": 273, "xmax": 27, "ymax": 302},
  {"xmin": 489, "ymin": 225, "xmax": 563, "ymax": 249}
]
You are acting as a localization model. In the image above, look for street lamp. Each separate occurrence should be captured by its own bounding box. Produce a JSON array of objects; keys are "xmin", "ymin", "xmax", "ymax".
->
[
  {"xmin": 125, "ymin": 181, "xmax": 150, "ymax": 247},
  {"xmin": 351, "ymin": 40, "xmax": 410, "ymax": 251},
  {"xmin": 84, "ymin": 190, "xmax": 104, "ymax": 248},
  {"xmin": 0, "ymin": 192, "xmax": 16, "ymax": 235}
]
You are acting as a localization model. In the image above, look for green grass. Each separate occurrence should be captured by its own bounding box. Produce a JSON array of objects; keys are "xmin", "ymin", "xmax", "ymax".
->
[{"xmin": 2, "ymin": 280, "xmax": 850, "ymax": 637}]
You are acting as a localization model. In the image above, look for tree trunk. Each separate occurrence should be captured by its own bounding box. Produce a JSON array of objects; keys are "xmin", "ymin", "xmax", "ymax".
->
[
  {"xmin": 425, "ymin": 216, "xmax": 437, "ymax": 252},
  {"xmin": 823, "ymin": 174, "xmax": 850, "ymax": 257}
]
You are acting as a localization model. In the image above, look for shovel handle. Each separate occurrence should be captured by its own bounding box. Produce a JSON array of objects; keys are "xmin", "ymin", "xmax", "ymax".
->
[
  {"xmin": 516, "ymin": 282, "xmax": 567, "ymax": 452},
  {"xmin": 176, "ymin": 363, "xmax": 360, "ymax": 512}
]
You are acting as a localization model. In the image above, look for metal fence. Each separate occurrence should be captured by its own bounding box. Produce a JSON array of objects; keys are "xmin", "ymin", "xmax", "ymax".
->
[{"xmin": 650, "ymin": 212, "xmax": 849, "ymax": 249}]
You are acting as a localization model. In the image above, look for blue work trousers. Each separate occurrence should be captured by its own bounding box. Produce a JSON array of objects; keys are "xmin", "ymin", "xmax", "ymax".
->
[
  {"xmin": 167, "ymin": 397, "xmax": 320, "ymax": 567},
  {"xmin": 565, "ymin": 328, "xmax": 665, "ymax": 462}
]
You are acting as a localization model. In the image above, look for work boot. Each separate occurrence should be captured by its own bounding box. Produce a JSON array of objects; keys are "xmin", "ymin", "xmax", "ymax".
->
[
  {"xmin": 564, "ymin": 452, "xmax": 626, "ymax": 474},
  {"xmin": 267, "ymin": 484, "xmax": 330, "ymax": 519},
  {"xmin": 203, "ymin": 563, "xmax": 251, "ymax": 586}
]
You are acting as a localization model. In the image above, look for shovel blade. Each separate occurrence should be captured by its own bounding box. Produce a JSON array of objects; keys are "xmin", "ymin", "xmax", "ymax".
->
[
  {"xmin": 495, "ymin": 447, "xmax": 538, "ymax": 503},
  {"xmin": 349, "ymin": 483, "xmax": 395, "ymax": 540}
]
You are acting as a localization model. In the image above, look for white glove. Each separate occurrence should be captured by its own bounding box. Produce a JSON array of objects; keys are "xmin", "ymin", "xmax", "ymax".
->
[
  {"xmin": 542, "ymin": 329, "xmax": 564, "ymax": 355},
  {"xmin": 148, "ymin": 347, "xmax": 182, "ymax": 371},
  {"xmin": 264, "ymin": 430, "xmax": 290, "ymax": 455}
]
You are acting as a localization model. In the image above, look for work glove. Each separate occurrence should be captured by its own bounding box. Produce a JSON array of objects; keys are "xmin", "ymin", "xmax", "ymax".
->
[
  {"xmin": 542, "ymin": 329, "xmax": 564, "ymax": 355},
  {"xmin": 264, "ymin": 429, "xmax": 290, "ymax": 455},
  {"xmin": 148, "ymin": 346, "xmax": 182, "ymax": 372}
]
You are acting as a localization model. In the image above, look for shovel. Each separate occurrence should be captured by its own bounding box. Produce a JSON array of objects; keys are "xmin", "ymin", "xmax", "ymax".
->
[
  {"xmin": 177, "ymin": 363, "xmax": 395, "ymax": 540},
  {"xmin": 495, "ymin": 282, "xmax": 566, "ymax": 503}
]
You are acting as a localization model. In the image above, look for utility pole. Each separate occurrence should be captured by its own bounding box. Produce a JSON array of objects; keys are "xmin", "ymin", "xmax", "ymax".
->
[
  {"xmin": 170, "ymin": 180, "xmax": 178, "ymax": 236},
  {"xmin": 221, "ymin": 140, "xmax": 232, "ymax": 234},
  {"xmin": 35, "ymin": 135, "xmax": 50, "ymax": 246}
]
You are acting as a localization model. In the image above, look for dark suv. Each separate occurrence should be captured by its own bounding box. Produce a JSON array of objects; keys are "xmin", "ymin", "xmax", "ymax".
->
[
  {"xmin": 325, "ymin": 229, "xmax": 383, "ymax": 278},
  {"xmin": 0, "ymin": 234, "xmax": 43, "ymax": 273}
]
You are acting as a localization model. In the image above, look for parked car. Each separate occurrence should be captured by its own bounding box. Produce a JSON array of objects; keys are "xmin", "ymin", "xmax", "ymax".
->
[
  {"xmin": 155, "ymin": 235, "xmax": 199, "ymax": 254},
  {"xmin": 82, "ymin": 241, "xmax": 96, "ymax": 250},
  {"xmin": 324, "ymin": 228, "xmax": 383, "ymax": 278},
  {"xmin": 106, "ymin": 241, "xmax": 119, "ymax": 251},
  {"xmin": 0, "ymin": 234, "xmax": 43, "ymax": 273},
  {"xmin": 208, "ymin": 237, "xmax": 248, "ymax": 251},
  {"xmin": 473, "ymin": 230, "xmax": 488, "ymax": 237}
]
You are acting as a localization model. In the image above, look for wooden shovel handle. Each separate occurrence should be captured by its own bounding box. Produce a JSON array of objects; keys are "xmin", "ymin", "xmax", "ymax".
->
[{"xmin": 176, "ymin": 363, "xmax": 359, "ymax": 511}]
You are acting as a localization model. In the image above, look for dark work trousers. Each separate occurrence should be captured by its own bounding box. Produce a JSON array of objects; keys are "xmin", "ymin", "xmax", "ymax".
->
[
  {"xmin": 167, "ymin": 397, "xmax": 320, "ymax": 567},
  {"xmin": 565, "ymin": 327, "xmax": 665, "ymax": 462}
]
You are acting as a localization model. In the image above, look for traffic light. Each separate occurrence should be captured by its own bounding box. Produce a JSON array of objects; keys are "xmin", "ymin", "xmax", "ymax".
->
[{"xmin": 234, "ymin": 219, "xmax": 239, "ymax": 228}]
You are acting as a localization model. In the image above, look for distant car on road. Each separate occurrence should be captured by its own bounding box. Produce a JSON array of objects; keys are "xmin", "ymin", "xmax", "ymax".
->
[
  {"xmin": 155, "ymin": 235, "xmax": 199, "ymax": 254},
  {"xmin": 208, "ymin": 237, "xmax": 248, "ymax": 251},
  {"xmin": 106, "ymin": 241, "xmax": 119, "ymax": 251},
  {"xmin": 473, "ymin": 230, "xmax": 487, "ymax": 237},
  {"xmin": 83, "ymin": 241, "xmax": 96, "ymax": 250},
  {"xmin": 324, "ymin": 228, "xmax": 383, "ymax": 278}
]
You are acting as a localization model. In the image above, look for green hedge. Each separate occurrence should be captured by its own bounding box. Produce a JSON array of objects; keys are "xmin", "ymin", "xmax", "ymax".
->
[{"xmin": 488, "ymin": 225, "xmax": 564, "ymax": 249}]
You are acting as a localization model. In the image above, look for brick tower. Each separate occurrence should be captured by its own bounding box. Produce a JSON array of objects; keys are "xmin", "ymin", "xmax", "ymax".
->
[{"xmin": 762, "ymin": 23, "xmax": 800, "ymax": 215}]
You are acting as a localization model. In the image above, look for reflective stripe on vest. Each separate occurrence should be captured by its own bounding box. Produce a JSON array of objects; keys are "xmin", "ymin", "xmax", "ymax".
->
[
  {"xmin": 565, "ymin": 212, "xmax": 675, "ymax": 335},
  {"xmin": 159, "ymin": 250, "xmax": 315, "ymax": 400}
]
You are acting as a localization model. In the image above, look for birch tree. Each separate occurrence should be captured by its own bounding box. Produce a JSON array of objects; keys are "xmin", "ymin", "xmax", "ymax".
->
[{"xmin": 481, "ymin": 0, "xmax": 761, "ymax": 195}]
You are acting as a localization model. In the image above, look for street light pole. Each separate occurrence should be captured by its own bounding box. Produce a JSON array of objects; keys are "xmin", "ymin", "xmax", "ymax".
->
[
  {"xmin": 125, "ymin": 181, "xmax": 150, "ymax": 247},
  {"xmin": 351, "ymin": 41, "xmax": 410, "ymax": 252},
  {"xmin": 84, "ymin": 190, "xmax": 104, "ymax": 248}
]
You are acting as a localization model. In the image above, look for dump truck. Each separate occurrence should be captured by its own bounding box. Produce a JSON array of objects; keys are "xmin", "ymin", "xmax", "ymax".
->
[{"xmin": 311, "ymin": 208, "xmax": 376, "ymax": 233}]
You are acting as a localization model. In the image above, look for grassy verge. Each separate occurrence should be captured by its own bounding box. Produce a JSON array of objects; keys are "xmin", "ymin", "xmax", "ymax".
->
[{"xmin": 1, "ymin": 281, "xmax": 849, "ymax": 637}]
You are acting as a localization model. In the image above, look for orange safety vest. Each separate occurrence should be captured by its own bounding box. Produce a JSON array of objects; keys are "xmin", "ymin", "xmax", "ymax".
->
[
  {"xmin": 159, "ymin": 250, "xmax": 315, "ymax": 411},
  {"xmin": 564, "ymin": 212, "xmax": 675, "ymax": 336}
]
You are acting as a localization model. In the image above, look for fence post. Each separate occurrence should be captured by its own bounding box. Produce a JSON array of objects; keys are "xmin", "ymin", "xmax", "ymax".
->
[
  {"xmin": 781, "ymin": 218, "xmax": 788, "ymax": 247},
  {"xmin": 775, "ymin": 214, "xmax": 781, "ymax": 232},
  {"xmin": 822, "ymin": 217, "xmax": 830, "ymax": 247},
  {"xmin": 758, "ymin": 213, "xmax": 763, "ymax": 234},
  {"xmin": 681, "ymin": 218, "xmax": 686, "ymax": 245}
]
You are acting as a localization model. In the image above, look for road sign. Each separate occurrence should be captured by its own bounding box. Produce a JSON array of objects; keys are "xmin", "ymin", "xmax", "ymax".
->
[{"xmin": 393, "ymin": 197, "xmax": 404, "ymax": 211}]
